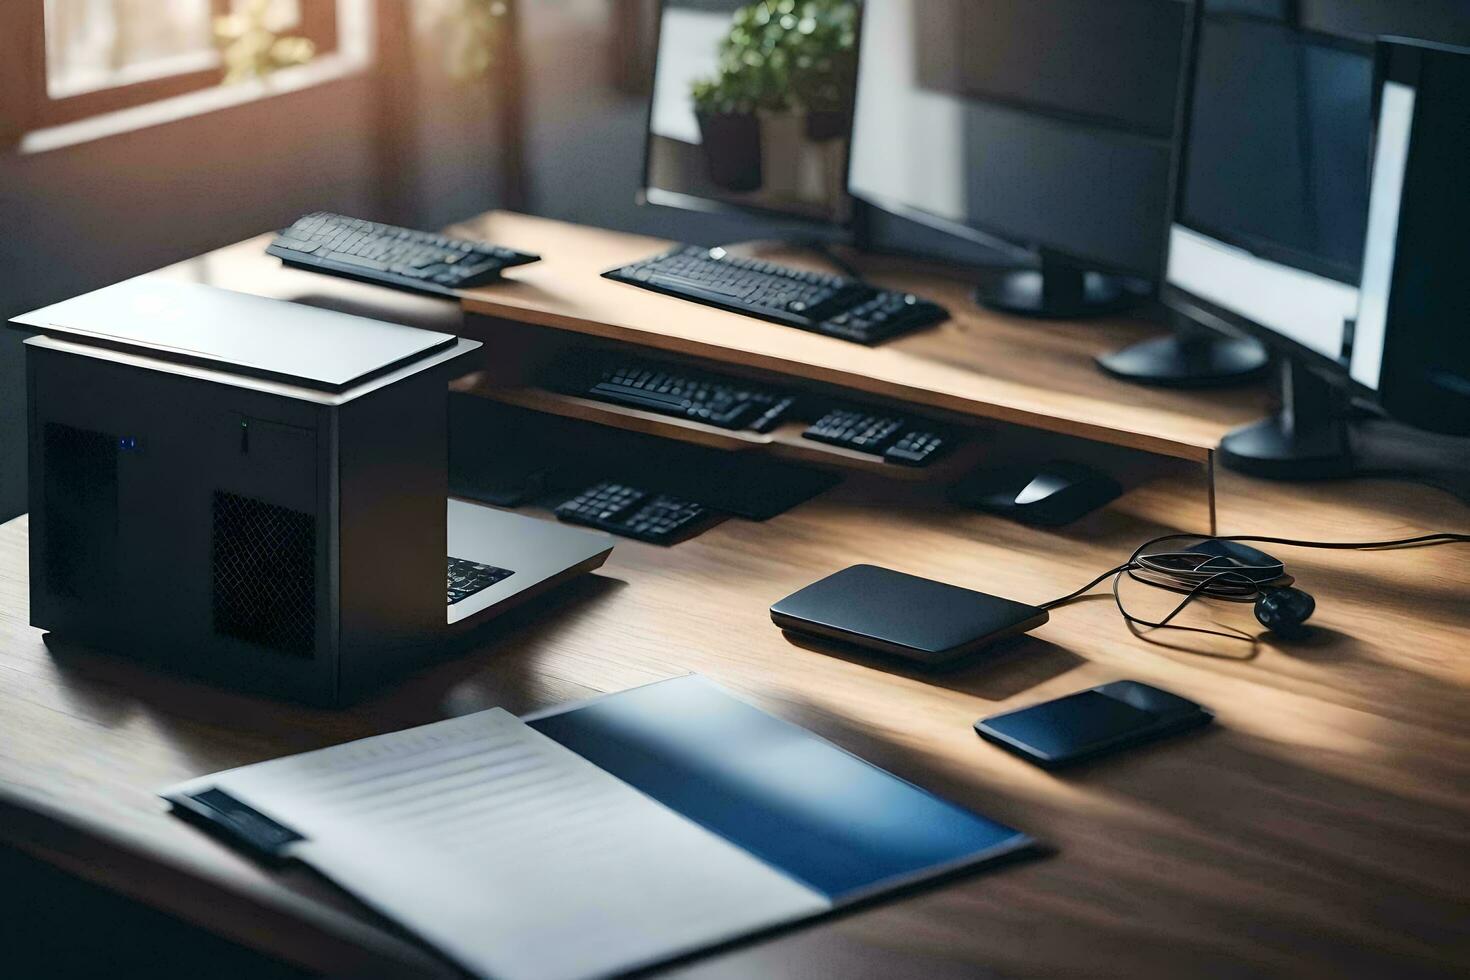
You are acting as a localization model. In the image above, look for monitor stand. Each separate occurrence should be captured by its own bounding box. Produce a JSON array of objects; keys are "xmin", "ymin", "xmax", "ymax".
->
[
  {"xmin": 975, "ymin": 252, "xmax": 1143, "ymax": 319},
  {"xmin": 1096, "ymin": 324, "xmax": 1269, "ymax": 387},
  {"xmin": 1218, "ymin": 359, "xmax": 1353, "ymax": 479}
]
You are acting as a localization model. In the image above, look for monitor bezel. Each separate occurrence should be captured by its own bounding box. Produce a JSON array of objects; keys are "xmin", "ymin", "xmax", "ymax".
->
[
  {"xmin": 637, "ymin": 0, "xmax": 863, "ymax": 232},
  {"xmin": 1159, "ymin": 1, "xmax": 1377, "ymax": 387}
]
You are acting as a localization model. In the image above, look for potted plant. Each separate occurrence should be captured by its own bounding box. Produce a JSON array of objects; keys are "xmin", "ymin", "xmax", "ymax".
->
[
  {"xmin": 691, "ymin": 70, "xmax": 764, "ymax": 193},
  {"xmin": 785, "ymin": 1, "xmax": 859, "ymax": 141},
  {"xmin": 715, "ymin": 3, "xmax": 802, "ymax": 195},
  {"xmin": 691, "ymin": 1, "xmax": 857, "ymax": 200},
  {"xmin": 718, "ymin": 1, "xmax": 856, "ymax": 141}
]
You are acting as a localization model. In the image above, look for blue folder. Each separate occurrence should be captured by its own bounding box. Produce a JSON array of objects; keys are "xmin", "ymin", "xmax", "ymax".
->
[{"xmin": 527, "ymin": 674, "xmax": 1035, "ymax": 905}]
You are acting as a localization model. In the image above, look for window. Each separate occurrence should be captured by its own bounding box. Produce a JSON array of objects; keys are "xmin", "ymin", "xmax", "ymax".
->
[{"xmin": 2, "ymin": 0, "xmax": 340, "ymax": 135}]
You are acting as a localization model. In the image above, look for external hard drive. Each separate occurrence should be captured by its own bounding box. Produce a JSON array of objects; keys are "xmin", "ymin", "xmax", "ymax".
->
[{"xmin": 770, "ymin": 564, "xmax": 1049, "ymax": 667}]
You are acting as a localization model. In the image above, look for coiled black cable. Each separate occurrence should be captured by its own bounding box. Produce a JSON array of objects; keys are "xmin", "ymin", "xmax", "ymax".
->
[{"xmin": 1041, "ymin": 531, "xmax": 1470, "ymax": 645}]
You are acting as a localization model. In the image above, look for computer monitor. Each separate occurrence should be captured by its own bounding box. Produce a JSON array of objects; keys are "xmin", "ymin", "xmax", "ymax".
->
[
  {"xmin": 848, "ymin": 0, "xmax": 1188, "ymax": 317},
  {"xmin": 1351, "ymin": 36, "xmax": 1470, "ymax": 437},
  {"xmin": 1165, "ymin": 2, "xmax": 1373, "ymax": 372},
  {"xmin": 1152, "ymin": 0, "xmax": 1470, "ymax": 477},
  {"xmin": 642, "ymin": 0, "xmax": 860, "ymax": 227}
]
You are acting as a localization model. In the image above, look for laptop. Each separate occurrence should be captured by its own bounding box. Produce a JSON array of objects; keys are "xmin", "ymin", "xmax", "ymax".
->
[{"xmin": 446, "ymin": 499, "xmax": 612, "ymax": 628}]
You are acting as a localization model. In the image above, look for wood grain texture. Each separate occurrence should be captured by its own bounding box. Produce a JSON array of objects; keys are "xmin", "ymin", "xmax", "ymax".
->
[
  {"xmin": 2, "ymin": 465, "xmax": 1467, "ymax": 979},
  {"xmin": 452, "ymin": 211, "xmax": 1270, "ymax": 461}
]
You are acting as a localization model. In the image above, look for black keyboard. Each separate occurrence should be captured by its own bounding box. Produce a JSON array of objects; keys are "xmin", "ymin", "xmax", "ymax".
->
[
  {"xmin": 584, "ymin": 363, "xmax": 795, "ymax": 432},
  {"xmin": 802, "ymin": 408, "xmax": 952, "ymax": 467},
  {"xmin": 447, "ymin": 556, "xmax": 515, "ymax": 605},
  {"xmin": 555, "ymin": 482, "xmax": 713, "ymax": 544},
  {"xmin": 267, "ymin": 212, "xmax": 540, "ymax": 297},
  {"xmin": 883, "ymin": 429, "xmax": 950, "ymax": 466},
  {"xmin": 603, "ymin": 245, "xmax": 947, "ymax": 344}
]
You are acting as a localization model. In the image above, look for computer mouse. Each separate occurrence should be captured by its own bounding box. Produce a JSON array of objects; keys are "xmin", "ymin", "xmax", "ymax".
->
[{"xmin": 952, "ymin": 461, "xmax": 1122, "ymax": 526}]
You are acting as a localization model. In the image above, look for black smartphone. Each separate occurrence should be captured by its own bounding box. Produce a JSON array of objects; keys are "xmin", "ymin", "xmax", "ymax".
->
[{"xmin": 974, "ymin": 681, "xmax": 1212, "ymax": 768}]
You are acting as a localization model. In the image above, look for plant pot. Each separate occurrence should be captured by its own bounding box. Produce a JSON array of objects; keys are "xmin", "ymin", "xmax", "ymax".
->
[
  {"xmin": 760, "ymin": 109, "xmax": 840, "ymax": 208},
  {"xmin": 758, "ymin": 108, "xmax": 804, "ymax": 199},
  {"xmin": 695, "ymin": 110, "xmax": 763, "ymax": 192},
  {"xmin": 804, "ymin": 107, "xmax": 849, "ymax": 142}
]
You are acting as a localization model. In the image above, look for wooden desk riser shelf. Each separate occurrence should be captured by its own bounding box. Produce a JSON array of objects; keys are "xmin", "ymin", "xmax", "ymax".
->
[
  {"xmin": 448, "ymin": 310, "xmax": 1218, "ymax": 528},
  {"xmin": 450, "ymin": 375, "xmax": 1212, "ymax": 531},
  {"xmin": 451, "ymin": 211, "xmax": 1268, "ymax": 464}
]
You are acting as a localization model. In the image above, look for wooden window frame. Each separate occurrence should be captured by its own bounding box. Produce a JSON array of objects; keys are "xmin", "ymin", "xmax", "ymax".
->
[{"xmin": 1, "ymin": 1, "xmax": 340, "ymax": 137}]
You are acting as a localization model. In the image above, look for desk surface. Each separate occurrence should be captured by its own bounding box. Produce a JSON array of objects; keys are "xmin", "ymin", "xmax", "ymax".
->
[
  {"xmin": 4, "ymin": 474, "xmax": 1468, "ymax": 979},
  {"xmin": 3, "ymin": 221, "xmax": 1469, "ymax": 980}
]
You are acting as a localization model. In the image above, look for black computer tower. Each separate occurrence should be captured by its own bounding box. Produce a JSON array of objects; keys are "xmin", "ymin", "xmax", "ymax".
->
[{"xmin": 25, "ymin": 334, "xmax": 476, "ymax": 704}]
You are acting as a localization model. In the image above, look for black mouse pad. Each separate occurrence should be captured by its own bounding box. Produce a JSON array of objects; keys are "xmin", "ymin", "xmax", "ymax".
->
[{"xmin": 770, "ymin": 564, "xmax": 1048, "ymax": 666}]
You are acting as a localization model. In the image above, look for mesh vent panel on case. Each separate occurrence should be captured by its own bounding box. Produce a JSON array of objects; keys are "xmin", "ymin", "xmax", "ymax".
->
[{"xmin": 212, "ymin": 491, "xmax": 316, "ymax": 657}]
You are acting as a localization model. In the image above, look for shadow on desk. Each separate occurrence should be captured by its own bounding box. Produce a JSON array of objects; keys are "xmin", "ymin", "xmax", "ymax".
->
[
  {"xmin": 779, "ymin": 629, "xmax": 1085, "ymax": 704},
  {"xmin": 285, "ymin": 291, "xmax": 462, "ymax": 330},
  {"xmin": 37, "ymin": 570, "xmax": 627, "ymax": 774},
  {"xmin": 374, "ymin": 571, "xmax": 630, "ymax": 725},
  {"xmin": 0, "ymin": 845, "xmax": 312, "ymax": 980}
]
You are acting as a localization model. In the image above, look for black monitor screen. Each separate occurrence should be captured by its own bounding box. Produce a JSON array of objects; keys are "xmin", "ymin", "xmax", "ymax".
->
[
  {"xmin": 849, "ymin": 0, "xmax": 1187, "ymax": 278},
  {"xmin": 915, "ymin": 0, "xmax": 1183, "ymax": 137},
  {"xmin": 1177, "ymin": 7, "xmax": 1374, "ymax": 285},
  {"xmin": 643, "ymin": 1, "xmax": 860, "ymax": 225}
]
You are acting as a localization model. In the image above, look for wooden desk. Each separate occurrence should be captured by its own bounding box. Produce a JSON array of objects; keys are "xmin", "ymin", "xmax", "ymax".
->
[{"xmin": 3, "ymin": 221, "xmax": 1468, "ymax": 979}]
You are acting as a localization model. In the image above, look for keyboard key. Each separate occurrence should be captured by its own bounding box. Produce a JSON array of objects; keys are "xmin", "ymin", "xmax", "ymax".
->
[
  {"xmin": 446, "ymin": 556, "xmax": 515, "ymax": 605},
  {"xmin": 329, "ymin": 252, "xmax": 391, "ymax": 272},
  {"xmin": 883, "ymin": 430, "xmax": 950, "ymax": 467}
]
